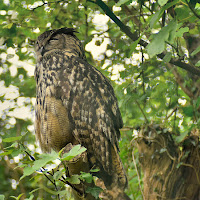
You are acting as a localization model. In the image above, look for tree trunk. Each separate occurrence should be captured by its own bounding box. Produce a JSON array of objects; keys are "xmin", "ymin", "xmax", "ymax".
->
[{"xmin": 136, "ymin": 125, "xmax": 200, "ymax": 200}]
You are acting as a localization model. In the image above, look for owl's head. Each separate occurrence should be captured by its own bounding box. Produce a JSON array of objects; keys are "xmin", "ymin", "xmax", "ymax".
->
[{"xmin": 35, "ymin": 28, "xmax": 85, "ymax": 61}]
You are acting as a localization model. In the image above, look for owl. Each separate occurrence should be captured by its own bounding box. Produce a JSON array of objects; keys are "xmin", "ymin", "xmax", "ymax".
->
[{"xmin": 34, "ymin": 27, "xmax": 127, "ymax": 191}]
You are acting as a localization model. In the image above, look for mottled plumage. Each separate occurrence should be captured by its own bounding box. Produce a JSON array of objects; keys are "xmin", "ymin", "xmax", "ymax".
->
[{"xmin": 34, "ymin": 28, "xmax": 127, "ymax": 189}]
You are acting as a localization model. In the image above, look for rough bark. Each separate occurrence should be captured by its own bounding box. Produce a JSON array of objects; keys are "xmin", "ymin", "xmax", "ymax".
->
[{"xmin": 136, "ymin": 125, "xmax": 200, "ymax": 200}]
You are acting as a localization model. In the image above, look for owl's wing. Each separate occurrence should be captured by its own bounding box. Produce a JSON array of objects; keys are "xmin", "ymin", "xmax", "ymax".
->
[{"xmin": 57, "ymin": 54, "xmax": 123, "ymax": 174}]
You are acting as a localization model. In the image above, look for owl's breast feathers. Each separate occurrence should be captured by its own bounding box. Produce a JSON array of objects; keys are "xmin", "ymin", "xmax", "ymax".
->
[{"xmin": 35, "ymin": 51, "xmax": 127, "ymax": 188}]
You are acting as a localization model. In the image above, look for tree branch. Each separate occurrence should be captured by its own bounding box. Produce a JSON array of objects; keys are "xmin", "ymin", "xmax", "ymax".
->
[
  {"xmin": 166, "ymin": 63, "xmax": 194, "ymax": 98},
  {"xmin": 185, "ymin": 0, "xmax": 200, "ymax": 19},
  {"xmin": 88, "ymin": 0, "xmax": 200, "ymax": 76}
]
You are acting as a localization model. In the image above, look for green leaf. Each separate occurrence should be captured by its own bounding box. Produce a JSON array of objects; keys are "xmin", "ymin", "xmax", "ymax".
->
[
  {"xmin": 21, "ymin": 151, "xmax": 59, "ymax": 180},
  {"xmin": 182, "ymin": 105, "xmax": 193, "ymax": 117},
  {"xmin": 176, "ymin": 27, "xmax": 189, "ymax": 37},
  {"xmin": 3, "ymin": 136, "xmax": 22, "ymax": 142},
  {"xmin": 149, "ymin": 0, "xmax": 179, "ymax": 28},
  {"xmin": 0, "ymin": 195, "xmax": 5, "ymax": 200},
  {"xmin": 86, "ymin": 186, "xmax": 103, "ymax": 199},
  {"xmin": 29, "ymin": 188, "xmax": 40, "ymax": 194},
  {"xmin": 195, "ymin": 60, "xmax": 200, "ymax": 66},
  {"xmin": 0, "ymin": 150, "xmax": 13, "ymax": 156},
  {"xmin": 175, "ymin": 7, "xmax": 190, "ymax": 21},
  {"xmin": 4, "ymin": 142, "xmax": 18, "ymax": 149},
  {"xmin": 128, "ymin": 35, "xmax": 143, "ymax": 57},
  {"xmin": 149, "ymin": 10, "xmax": 162, "ymax": 28},
  {"xmin": 33, "ymin": 151, "xmax": 59, "ymax": 169},
  {"xmin": 191, "ymin": 45, "xmax": 200, "ymax": 56},
  {"xmin": 25, "ymin": 194, "xmax": 34, "ymax": 200},
  {"xmin": 116, "ymin": 0, "xmax": 130, "ymax": 6},
  {"xmin": 53, "ymin": 170, "xmax": 63, "ymax": 180},
  {"xmin": 163, "ymin": 52, "xmax": 172, "ymax": 62},
  {"xmin": 176, "ymin": 162, "xmax": 183, "ymax": 169},
  {"xmin": 158, "ymin": 0, "xmax": 168, "ymax": 6},
  {"xmin": 80, "ymin": 172, "xmax": 93, "ymax": 183},
  {"xmin": 147, "ymin": 20, "xmax": 177, "ymax": 57},
  {"xmin": 66, "ymin": 175, "xmax": 81, "ymax": 184},
  {"xmin": 175, "ymin": 131, "xmax": 189, "ymax": 143},
  {"xmin": 11, "ymin": 149, "xmax": 22, "ymax": 157},
  {"xmin": 61, "ymin": 145, "xmax": 86, "ymax": 161},
  {"xmin": 90, "ymin": 168, "xmax": 100, "ymax": 173},
  {"xmin": 196, "ymin": 96, "xmax": 200, "ymax": 108},
  {"xmin": 20, "ymin": 167, "xmax": 36, "ymax": 180},
  {"xmin": 3, "ymin": 23, "xmax": 13, "ymax": 29}
]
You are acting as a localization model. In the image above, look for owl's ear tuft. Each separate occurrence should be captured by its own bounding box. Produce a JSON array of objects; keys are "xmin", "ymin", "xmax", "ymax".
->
[{"xmin": 54, "ymin": 27, "xmax": 78, "ymax": 37}]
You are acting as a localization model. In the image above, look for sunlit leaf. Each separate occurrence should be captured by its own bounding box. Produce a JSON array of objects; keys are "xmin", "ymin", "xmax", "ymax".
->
[
  {"xmin": 33, "ymin": 151, "xmax": 59, "ymax": 169},
  {"xmin": 20, "ymin": 167, "xmax": 36, "ymax": 180},
  {"xmin": 0, "ymin": 150, "xmax": 13, "ymax": 156},
  {"xmin": 158, "ymin": 0, "xmax": 168, "ymax": 6},
  {"xmin": 90, "ymin": 168, "xmax": 100, "ymax": 173},
  {"xmin": 66, "ymin": 175, "xmax": 81, "ymax": 184},
  {"xmin": 149, "ymin": 10, "xmax": 162, "ymax": 28},
  {"xmin": 0, "ymin": 195, "xmax": 5, "ymax": 200},
  {"xmin": 176, "ymin": 27, "xmax": 189, "ymax": 37},
  {"xmin": 147, "ymin": 20, "xmax": 177, "ymax": 57},
  {"xmin": 149, "ymin": 0, "xmax": 179, "ymax": 28},
  {"xmin": 115, "ymin": 0, "xmax": 130, "ymax": 6},
  {"xmin": 3, "ymin": 136, "xmax": 22, "ymax": 143},
  {"xmin": 3, "ymin": 23, "xmax": 13, "ymax": 29},
  {"xmin": 61, "ymin": 145, "xmax": 86, "ymax": 161}
]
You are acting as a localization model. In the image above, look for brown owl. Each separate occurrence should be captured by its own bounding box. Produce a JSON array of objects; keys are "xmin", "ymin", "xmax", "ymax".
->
[{"xmin": 34, "ymin": 27, "xmax": 127, "ymax": 192}]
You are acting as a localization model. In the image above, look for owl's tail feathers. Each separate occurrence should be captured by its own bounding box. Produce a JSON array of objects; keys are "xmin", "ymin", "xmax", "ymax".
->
[
  {"xmin": 96, "ymin": 179, "xmax": 131, "ymax": 200},
  {"xmin": 111, "ymin": 145, "xmax": 128, "ymax": 190},
  {"xmin": 101, "ymin": 146, "xmax": 131, "ymax": 200}
]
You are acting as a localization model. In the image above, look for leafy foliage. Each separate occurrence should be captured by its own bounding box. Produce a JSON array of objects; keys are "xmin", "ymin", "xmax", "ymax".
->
[
  {"xmin": 61, "ymin": 145, "xmax": 86, "ymax": 161},
  {"xmin": 0, "ymin": 0, "xmax": 200, "ymax": 199}
]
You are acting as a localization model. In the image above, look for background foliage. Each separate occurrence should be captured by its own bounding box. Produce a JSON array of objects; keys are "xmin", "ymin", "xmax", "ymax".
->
[{"xmin": 0, "ymin": 0, "xmax": 200, "ymax": 199}]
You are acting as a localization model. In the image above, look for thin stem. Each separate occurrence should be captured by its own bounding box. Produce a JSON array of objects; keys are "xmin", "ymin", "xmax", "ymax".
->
[
  {"xmin": 135, "ymin": 100, "xmax": 149, "ymax": 123},
  {"xmin": 132, "ymin": 151, "xmax": 144, "ymax": 199},
  {"xmin": 185, "ymin": 0, "xmax": 200, "ymax": 19}
]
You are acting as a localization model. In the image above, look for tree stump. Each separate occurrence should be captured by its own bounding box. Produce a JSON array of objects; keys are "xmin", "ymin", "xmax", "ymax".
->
[{"xmin": 136, "ymin": 125, "xmax": 200, "ymax": 200}]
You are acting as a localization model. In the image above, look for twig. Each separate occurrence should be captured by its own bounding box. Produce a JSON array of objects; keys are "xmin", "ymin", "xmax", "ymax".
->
[
  {"xmin": 166, "ymin": 63, "xmax": 194, "ymax": 98},
  {"xmin": 135, "ymin": 100, "xmax": 149, "ymax": 123},
  {"xmin": 132, "ymin": 151, "xmax": 144, "ymax": 199},
  {"xmin": 120, "ymin": 126, "xmax": 134, "ymax": 131},
  {"xmin": 165, "ymin": 106, "xmax": 178, "ymax": 121},
  {"xmin": 181, "ymin": 163, "xmax": 200, "ymax": 185}
]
